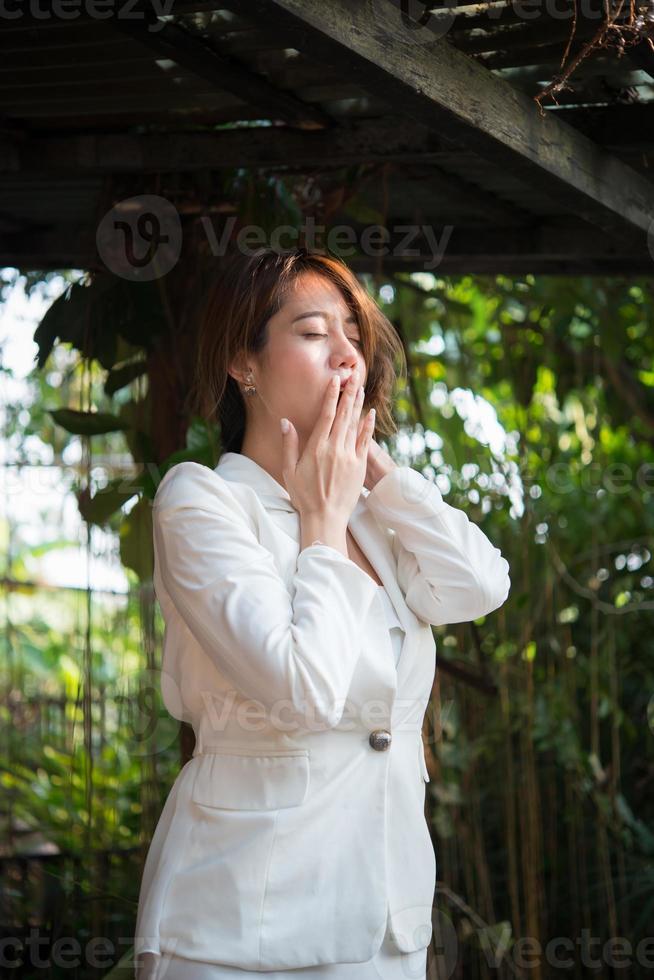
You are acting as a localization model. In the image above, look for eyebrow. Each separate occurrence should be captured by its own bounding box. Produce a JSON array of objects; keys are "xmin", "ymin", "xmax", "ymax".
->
[{"xmin": 291, "ymin": 310, "xmax": 358, "ymax": 326}]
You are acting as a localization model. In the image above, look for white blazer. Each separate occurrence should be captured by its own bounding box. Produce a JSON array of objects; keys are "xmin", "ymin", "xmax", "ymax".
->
[{"xmin": 134, "ymin": 451, "xmax": 511, "ymax": 971}]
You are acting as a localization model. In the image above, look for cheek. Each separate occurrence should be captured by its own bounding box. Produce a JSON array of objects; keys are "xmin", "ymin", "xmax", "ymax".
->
[
  {"xmin": 266, "ymin": 348, "xmax": 325, "ymax": 404},
  {"xmin": 282, "ymin": 344, "xmax": 326, "ymax": 381}
]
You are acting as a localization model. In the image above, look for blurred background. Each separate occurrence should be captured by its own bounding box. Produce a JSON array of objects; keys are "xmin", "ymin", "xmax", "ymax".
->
[{"xmin": 2, "ymin": 265, "xmax": 653, "ymax": 978}]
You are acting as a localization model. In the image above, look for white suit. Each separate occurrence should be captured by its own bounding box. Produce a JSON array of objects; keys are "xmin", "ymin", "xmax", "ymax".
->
[{"xmin": 134, "ymin": 451, "xmax": 511, "ymax": 973}]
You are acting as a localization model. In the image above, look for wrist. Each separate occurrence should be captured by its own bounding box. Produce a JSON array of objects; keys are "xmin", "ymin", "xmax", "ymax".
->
[
  {"xmin": 299, "ymin": 511, "xmax": 348, "ymax": 556},
  {"xmin": 366, "ymin": 458, "xmax": 397, "ymax": 490}
]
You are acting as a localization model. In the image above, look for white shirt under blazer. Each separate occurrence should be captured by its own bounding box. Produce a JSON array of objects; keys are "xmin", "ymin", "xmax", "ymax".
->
[{"xmin": 134, "ymin": 451, "xmax": 511, "ymax": 972}]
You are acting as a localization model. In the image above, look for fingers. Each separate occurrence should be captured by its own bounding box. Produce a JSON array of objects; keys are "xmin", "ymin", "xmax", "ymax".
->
[
  {"xmin": 305, "ymin": 375, "xmax": 341, "ymax": 453},
  {"xmin": 331, "ymin": 368, "xmax": 361, "ymax": 444},
  {"xmin": 356, "ymin": 407, "xmax": 376, "ymax": 456},
  {"xmin": 344, "ymin": 384, "xmax": 365, "ymax": 451}
]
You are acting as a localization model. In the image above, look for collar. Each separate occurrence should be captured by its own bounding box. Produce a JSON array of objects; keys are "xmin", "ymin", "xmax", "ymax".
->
[{"xmin": 215, "ymin": 451, "xmax": 370, "ymax": 515}]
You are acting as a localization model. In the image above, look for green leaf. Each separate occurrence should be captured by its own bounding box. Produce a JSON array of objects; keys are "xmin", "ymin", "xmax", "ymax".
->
[
  {"xmin": 77, "ymin": 478, "xmax": 142, "ymax": 526},
  {"xmin": 119, "ymin": 497, "xmax": 153, "ymax": 581},
  {"xmin": 32, "ymin": 280, "xmax": 91, "ymax": 368},
  {"xmin": 522, "ymin": 640, "xmax": 537, "ymax": 661},
  {"xmin": 48, "ymin": 408, "xmax": 131, "ymax": 436},
  {"xmin": 117, "ymin": 398, "xmax": 153, "ymax": 464},
  {"xmin": 104, "ymin": 359, "xmax": 148, "ymax": 396}
]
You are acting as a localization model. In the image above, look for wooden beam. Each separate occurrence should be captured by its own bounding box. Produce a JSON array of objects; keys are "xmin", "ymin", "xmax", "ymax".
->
[
  {"xmin": 2, "ymin": 104, "xmax": 653, "ymax": 174},
  {"xmin": 0, "ymin": 117, "xmax": 448, "ymax": 172},
  {"xmin": 2, "ymin": 216, "xmax": 650, "ymax": 277},
  {"xmin": 105, "ymin": 2, "xmax": 333, "ymax": 130},
  {"xmin": 216, "ymin": 0, "xmax": 654, "ymax": 247},
  {"xmin": 452, "ymin": 13, "xmax": 603, "ymax": 54},
  {"xmin": 0, "ymin": 1, "xmax": 332, "ymax": 130},
  {"xmin": 0, "ymin": 119, "xmax": 528, "ymax": 227},
  {"xmin": 325, "ymin": 219, "xmax": 649, "ymax": 274}
]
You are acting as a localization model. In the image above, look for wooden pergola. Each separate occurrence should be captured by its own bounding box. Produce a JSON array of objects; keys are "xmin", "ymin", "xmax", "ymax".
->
[{"xmin": 2, "ymin": 0, "xmax": 654, "ymax": 274}]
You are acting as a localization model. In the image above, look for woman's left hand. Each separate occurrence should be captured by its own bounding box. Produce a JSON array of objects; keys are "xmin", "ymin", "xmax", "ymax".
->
[{"xmin": 364, "ymin": 437, "xmax": 397, "ymax": 491}]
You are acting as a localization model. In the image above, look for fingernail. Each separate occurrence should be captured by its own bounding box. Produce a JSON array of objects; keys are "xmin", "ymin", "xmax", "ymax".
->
[{"xmin": 280, "ymin": 418, "xmax": 289, "ymax": 433}]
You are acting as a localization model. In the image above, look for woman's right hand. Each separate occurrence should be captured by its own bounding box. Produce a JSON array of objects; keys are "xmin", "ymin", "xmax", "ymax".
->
[{"xmin": 280, "ymin": 367, "xmax": 376, "ymax": 521}]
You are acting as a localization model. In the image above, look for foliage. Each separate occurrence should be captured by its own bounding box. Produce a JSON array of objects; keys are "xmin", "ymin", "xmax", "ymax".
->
[{"xmin": 2, "ymin": 253, "xmax": 654, "ymax": 974}]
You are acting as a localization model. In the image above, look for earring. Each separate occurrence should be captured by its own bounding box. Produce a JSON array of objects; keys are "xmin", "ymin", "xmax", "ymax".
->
[{"xmin": 242, "ymin": 372, "xmax": 257, "ymax": 397}]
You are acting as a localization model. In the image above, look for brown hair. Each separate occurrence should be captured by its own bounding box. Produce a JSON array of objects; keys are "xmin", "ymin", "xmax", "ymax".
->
[{"xmin": 189, "ymin": 246, "xmax": 406, "ymax": 454}]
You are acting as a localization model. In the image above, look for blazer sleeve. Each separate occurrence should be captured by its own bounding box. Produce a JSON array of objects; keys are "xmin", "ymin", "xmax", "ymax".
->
[
  {"xmin": 364, "ymin": 465, "xmax": 511, "ymax": 627},
  {"xmin": 152, "ymin": 462, "xmax": 380, "ymax": 730}
]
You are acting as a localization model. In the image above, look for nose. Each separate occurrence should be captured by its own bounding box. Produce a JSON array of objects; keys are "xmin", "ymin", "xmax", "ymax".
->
[{"xmin": 331, "ymin": 341, "xmax": 360, "ymax": 373}]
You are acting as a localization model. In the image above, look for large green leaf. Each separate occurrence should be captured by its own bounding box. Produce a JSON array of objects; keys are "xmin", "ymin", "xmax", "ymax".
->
[
  {"xmin": 104, "ymin": 358, "xmax": 148, "ymax": 396},
  {"xmin": 119, "ymin": 397, "xmax": 153, "ymax": 464},
  {"xmin": 119, "ymin": 497, "xmax": 154, "ymax": 581},
  {"xmin": 32, "ymin": 279, "xmax": 93, "ymax": 368},
  {"xmin": 33, "ymin": 273, "xmax": 167, "ymax": 373},
  {"xmin": 77, "ymin": 477, "xmax": 143, "ymax": 526},
  {"xmin": 48, "ymin": 408, "xmax": 131, "ymax": 436}
]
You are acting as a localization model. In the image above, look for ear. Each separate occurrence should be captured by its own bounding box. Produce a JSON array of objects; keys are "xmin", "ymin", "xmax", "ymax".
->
[{"xmin": 228, "ymin": 351, "xmax": 254, "ymax": 387}]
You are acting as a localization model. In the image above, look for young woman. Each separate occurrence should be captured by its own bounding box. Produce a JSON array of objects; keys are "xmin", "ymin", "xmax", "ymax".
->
[{"xmin": 134, "ymin": 247, "xmax": 511, "ymax": 980}]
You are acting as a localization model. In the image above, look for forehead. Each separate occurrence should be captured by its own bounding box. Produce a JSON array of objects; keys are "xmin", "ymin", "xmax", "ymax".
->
[{"xmin": 280, "ymin": 272, "xmax": 352, "ymax": 316}]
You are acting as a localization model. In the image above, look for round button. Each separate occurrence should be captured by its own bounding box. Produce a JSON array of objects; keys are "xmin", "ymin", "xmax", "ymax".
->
[{"xmin": 369, "ymin": 729, "xmax": 392, "ymax": 751}]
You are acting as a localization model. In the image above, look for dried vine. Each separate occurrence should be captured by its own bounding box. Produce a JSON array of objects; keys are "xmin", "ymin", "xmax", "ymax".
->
[{"xmin": 534, "ymin": 0, "xmax": 654, "ymax": 112}]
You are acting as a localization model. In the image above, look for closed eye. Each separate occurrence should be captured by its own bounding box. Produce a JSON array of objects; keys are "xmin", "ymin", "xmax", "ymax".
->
[{"xmin": 303, "ymin": 333, "xmax": 361, "ymax": 347}]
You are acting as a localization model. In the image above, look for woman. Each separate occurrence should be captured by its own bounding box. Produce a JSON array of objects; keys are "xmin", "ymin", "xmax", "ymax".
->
[{"xmin": 134, "ymin": 247, "xmax": 511, "ymax": 979}]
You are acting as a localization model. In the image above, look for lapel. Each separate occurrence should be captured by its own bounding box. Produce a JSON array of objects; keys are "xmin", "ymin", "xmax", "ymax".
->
[{"xmin": 214, "ymin": 452, "xmax": 413, "ymax": 667}]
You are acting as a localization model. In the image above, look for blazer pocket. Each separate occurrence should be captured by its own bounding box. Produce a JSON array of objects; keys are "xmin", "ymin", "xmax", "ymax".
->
[{"xmin": 191, "ymin": 748, "xmax": 310, "ymax": 811}]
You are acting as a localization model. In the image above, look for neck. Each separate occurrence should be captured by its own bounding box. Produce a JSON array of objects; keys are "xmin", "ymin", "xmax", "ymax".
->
[{"xmin": 238, "ymin": 429, "xmax": 294, "ymax": 493}]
